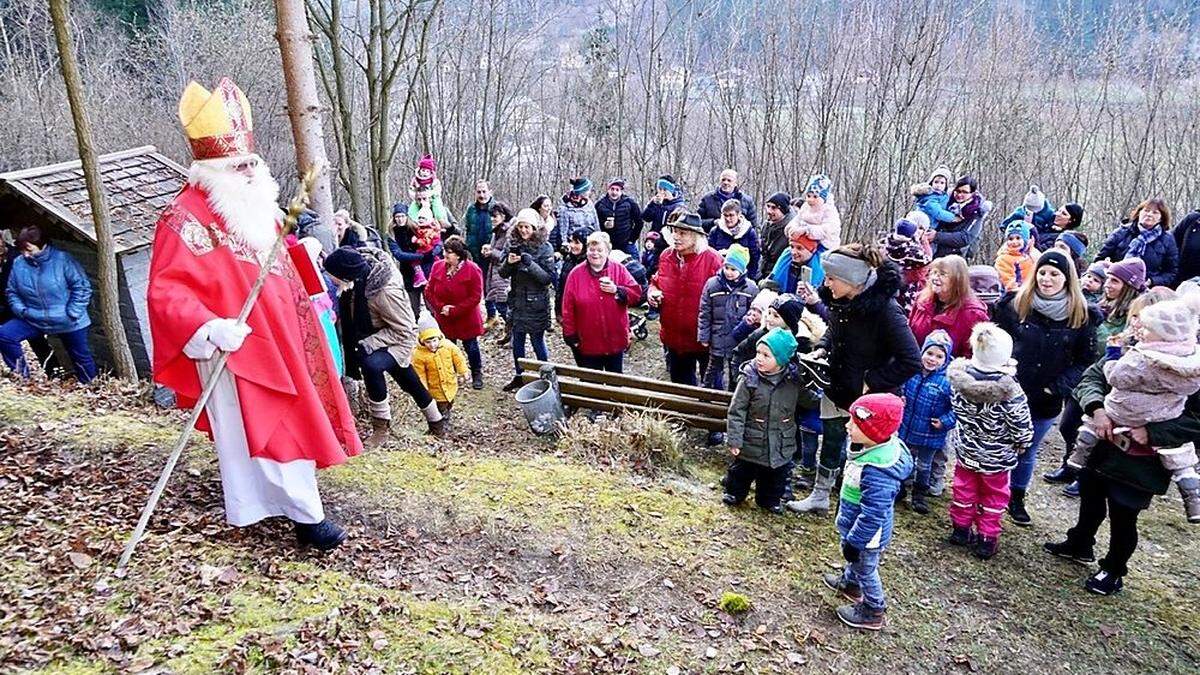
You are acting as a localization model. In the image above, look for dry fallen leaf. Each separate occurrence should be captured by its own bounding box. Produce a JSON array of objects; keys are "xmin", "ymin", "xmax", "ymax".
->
[{"xmin": 68, "ymin": 552, "xmax": 93, "ymax": 570}]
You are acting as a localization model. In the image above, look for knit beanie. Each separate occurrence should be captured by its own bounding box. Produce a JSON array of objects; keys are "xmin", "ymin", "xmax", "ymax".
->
[
  {"xmin": 512, "ymin": 207, "xmax": 542, "ymax": 229},
  {"xmin": 1004, "ymin": 220, "xmax": 1031, "ymax": 249},
  {"xmin": 1036, "ymin": 250, "xmax": 1074, "ymax": 278},
  {"xmin": 788, "ymin": 228, "xmax": 820, "ymax": 252},
  {"xmin": 848, "ymin": 393, "xmax": 904, "ymax": 445},
  {"xmin": 969, "ymin": 322, "xmax": 1016, "ymax": 374},
  {"xmin": 323, "ymin": 246, "xmax": 368, "ymax": 281},
  {"xmin": 766, "ymin": 192, "xmax": 791, "ymax": 211},
  {"xmin": 1106, "ymin": 257, "xmax": 1147, "ymax": 291},
  {"xmin": 758, "ymin": 327, "xmax": 798, "ymax": 369},
  {"xmin": 392, "ymin": 202, "xmax": 408, "ymax": 216},
  {"xmin": 1055, "ymin": 231, "xmax": 1087, "ymax": 259},
  {"xmin": 570, "ymin": 177, "xmax": 593, "ymax": 195},
  {"xmin": 568, "ymin": 226, "xmax": 594, "ymax": 245},
  {"xmin": 656, "ymin": 175, "xmax": 681, "ymax": 196},
  {"xmin": 894, "ymin": 218, "xmax": 918, "ymax": 239},
  {"xmin": 1083, "ymin": 260, "xmax": 1110, "ymax": 284},
  {"xmin": 928, "ymin": 164, "xmax": 954, "ymax": 186},
  {"xmin": 751, "ymin": 288, "xmax": 780, "ymax": 312},
  {"xmin": 1139, "ymin": 298, "xmax": 1199, "ymax": 344},
  {"xmin": 416, "ymin": 311, "xmax": 442, "ymax": 343},
  {"xmin": 724, "ymin": 244, "xmax": 750, "ymax": 274},
  {"xmin": 1064, "ymin": 202, "xmax": 1085, "ymax": 229},
  {"xmin": 805, "ymin": 174, "xmax": 832, "ymax": 202},
  {"xmin": 770, "ymin": 294, "xmax": 805, "ymax": 334},
  {"xmin": 922, "ymin": 329, "xmax": 954, "ymax": 358},
  {"xmin": 1023, "ymin": 185, "xmax": 1046, "ymax": 212},
  {"xmin": 418, "ymin": 154, "xmax": 436, "ymax": 173}
]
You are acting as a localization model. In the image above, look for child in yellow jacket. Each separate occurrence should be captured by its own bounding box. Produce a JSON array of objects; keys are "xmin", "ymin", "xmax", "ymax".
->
[
  {"xmin": 412, "ymin": 319, "xmax": 468, "ymax": 415},
  {"xmin": 994, "ymin": 221, "xmax": 1039, "ymax": 291}
]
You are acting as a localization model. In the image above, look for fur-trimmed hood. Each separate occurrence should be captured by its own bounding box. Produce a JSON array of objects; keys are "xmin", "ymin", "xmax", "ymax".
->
[
  {"xmin": 946, "ymin": 357, "xmax": 1023, "ymax": 403},
  {"xmin": 715, "ymin": 214, "xmax": 753, "ymax": 239}
]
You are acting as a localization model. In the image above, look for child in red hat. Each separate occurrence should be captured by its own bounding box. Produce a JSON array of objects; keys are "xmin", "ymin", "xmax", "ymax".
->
[{"xmin": 823, "ymin": 393, "xmax": 913, "ymax": 631}]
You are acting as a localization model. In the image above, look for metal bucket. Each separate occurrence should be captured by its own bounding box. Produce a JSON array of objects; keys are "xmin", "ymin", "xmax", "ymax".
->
[{"xmin": 515, "ymin": 379, "xmax": 565, "ymax": 436}]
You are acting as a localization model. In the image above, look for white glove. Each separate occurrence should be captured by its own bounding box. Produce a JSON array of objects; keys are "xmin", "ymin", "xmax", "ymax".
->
[{"xmin": 207, "ymin": 318, "xmax": 252, "ymax": 353}]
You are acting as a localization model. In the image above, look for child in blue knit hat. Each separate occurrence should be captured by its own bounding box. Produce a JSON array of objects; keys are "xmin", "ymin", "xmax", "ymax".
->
[
  {"xmin": 699, "ymin": 245, "xmax": 758, "ymax": 391},
  {"xmin": 898, "ymin": 329, "xmax": 956, "ymax": 514},
  {"xmin": 994, "ymin": 220, "xmax": 1038, "ymax": 290}
]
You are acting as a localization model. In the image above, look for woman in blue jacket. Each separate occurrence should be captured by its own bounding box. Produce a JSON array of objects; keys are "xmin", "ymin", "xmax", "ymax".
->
[
  {"xmin": 0, "ymin": 226, "xmax": 97, "ymax": 382},
  {"xmin": 1095, "ymin": 198, "xmax": 1180, "ymax": 289}
]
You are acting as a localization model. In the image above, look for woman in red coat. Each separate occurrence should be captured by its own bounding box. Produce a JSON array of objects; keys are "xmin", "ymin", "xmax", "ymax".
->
[
  {"xmin": 908, "ymin": 254, "xmax": 988, "ymax": 359},
  {"xmin": 561, "ymin": 231, "xmax": 642, "ymax": 372},
  {"xmin": 424, "ymin": 236, "xmax": 486, "ymax": 389},
  {"xmin": 647, "ymin": 212, "xmax": 724, "ymax": 386}
]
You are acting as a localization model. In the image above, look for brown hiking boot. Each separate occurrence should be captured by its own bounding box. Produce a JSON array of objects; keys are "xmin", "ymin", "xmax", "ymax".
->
[
  {"xmin": 427, "ymin": 417, "xmax": 449, "ymax": 438},
  {"xmin": 365, "ymin": 417, "xmax": 390, "ymax": 448}
]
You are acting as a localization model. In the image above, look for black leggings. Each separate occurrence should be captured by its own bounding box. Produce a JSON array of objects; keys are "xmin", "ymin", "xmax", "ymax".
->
[
  {"xmin": 1066, "ymin": 471, "xmax": 1142, "ymax": 577},
  {"xmin": 362, "ymin": 348, "xmax": 433, "ymax": 409}
]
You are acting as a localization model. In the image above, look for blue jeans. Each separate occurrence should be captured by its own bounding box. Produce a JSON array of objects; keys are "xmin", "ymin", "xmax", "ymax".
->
[
  {"xmin": 460, "ymin": 337, "xmax": 482, "ymax": 373},
  {"xmin": 702, "ymin": 354, "xmax": 726, "ymax": 390},
  {"xmin": 841, "ymin": 546, "xmax": 886, "ymax": 612},
  {"xmin": 909, "ymin": 444, "xmax": 940, "ymax": 490},
  {"xmin": 511, "ymin": 329, "xmax": 548, "ymax": 373},
  {"xmin": 0, "ymin": 318, "xmax": 97, "ymax": 383},
  {"xmin": 486, "ymin": 300, "xmax": 508, "ymax": 320},
  {"xmin": 1011, "ymin": 416, "xmax": 1058, "ymax": 491},
  {"xmin": 798, "ymin": 428, "xmax": 819, "ymax": 470}
]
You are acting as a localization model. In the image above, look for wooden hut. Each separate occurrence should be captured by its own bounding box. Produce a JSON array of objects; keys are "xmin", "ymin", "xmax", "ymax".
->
[{"xmin": 0, "ymin": 146, "xmax": 187, "ymax": 378}]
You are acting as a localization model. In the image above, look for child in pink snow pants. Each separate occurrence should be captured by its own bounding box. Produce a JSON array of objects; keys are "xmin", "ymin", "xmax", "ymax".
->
[{"xmin": 944, "ymin": 322, "xmax": 1034, "ymax": 559}]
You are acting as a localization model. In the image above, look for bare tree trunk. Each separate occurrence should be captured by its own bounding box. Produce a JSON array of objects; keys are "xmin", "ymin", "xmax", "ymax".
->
[
  {"xmin": 47, "ymin": 0, "xmax": 137, "ymax": 382},
  {"xmin": 275, "ymin": 0, "xmax": 336, "ymax": 252}
]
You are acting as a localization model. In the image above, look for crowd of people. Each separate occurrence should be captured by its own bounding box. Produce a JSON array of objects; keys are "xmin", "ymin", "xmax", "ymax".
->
[{"xmin": 3, "ymin": 97, "xmax": 1199, "ymax": 629}]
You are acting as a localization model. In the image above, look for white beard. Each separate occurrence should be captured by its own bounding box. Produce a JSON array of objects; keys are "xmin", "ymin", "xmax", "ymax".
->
[{"xmin": 189, "ymin": 155, "xmax": 282, "ymax": 256}]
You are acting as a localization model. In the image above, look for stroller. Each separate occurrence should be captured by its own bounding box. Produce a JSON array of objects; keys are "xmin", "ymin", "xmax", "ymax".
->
[{"xmin": 611, "ymin": 249, "xmax": 651, "ymax": 341}]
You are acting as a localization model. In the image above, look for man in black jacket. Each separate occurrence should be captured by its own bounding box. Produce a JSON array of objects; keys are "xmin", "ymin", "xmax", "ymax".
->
[
  {"xmin": 593, "ymin": 179, "xmax": 642, "ymax": 257},
  {"xmin": 698, "ymin": 169, "xmax": 758, "ymax": 230},
  {"xmin": 1173, "ymin": 208, "xmax": 1200, "ymax": 287},
  {"xmin": 759, "ymin": 192, "xmax": 793, "ymax": 278}
]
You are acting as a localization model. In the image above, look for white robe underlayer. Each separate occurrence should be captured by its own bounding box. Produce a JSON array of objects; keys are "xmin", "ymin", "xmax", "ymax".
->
[{"xmin": 186, "ymin": 329, "xmax": 324, "ymax": 526}]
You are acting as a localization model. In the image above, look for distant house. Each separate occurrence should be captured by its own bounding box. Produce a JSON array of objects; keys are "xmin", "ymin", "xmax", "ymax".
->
[{"xmin": 0, "ymin": 145, "xmax": 187, "ymax": 379}]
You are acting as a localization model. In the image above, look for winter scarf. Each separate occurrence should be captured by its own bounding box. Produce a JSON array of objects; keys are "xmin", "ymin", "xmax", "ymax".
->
[
  {"xmin": 563, "ymin": 192, "xmax": 589, "ymax": 208},
  {"xmin": 1126, "ymin": 224, "xmax": 1165, "ymax": 260},
  {"xmin": 1031, "ymin": 288, "xmax": 1071, "ymax": 323}
]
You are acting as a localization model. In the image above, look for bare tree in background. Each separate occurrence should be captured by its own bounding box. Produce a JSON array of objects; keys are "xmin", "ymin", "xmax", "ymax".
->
[
  {"xmin": 47, "ymin": 0, "xmax": 137, "ymax": 381},
  {"xmin": 275, "ymin": 0, "xmax": 336, "ymax": 252}
]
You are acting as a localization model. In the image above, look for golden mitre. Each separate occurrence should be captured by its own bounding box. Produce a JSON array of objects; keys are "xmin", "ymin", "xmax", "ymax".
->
[{"xmin": 177, "ymin": 77, "xmax": 255, "ymax": 161}]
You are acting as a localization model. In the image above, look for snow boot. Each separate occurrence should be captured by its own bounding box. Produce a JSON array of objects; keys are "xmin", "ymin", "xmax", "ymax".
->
[
  {"xmin": 835, "ymin": 602, "xmax": 885, "ymax": 631},
  {"xmin": 1175, "ymin": 475, "xmax": 1200, "ymax": 524},
  {"xmin": 295, "ymin": 519, "xmax": 346, "ymax": 551},
  {"xmin": 948, "ymin": 526, "xmax": 973, "ymax": 547},
  {"xmin": 502, "ymin": 375, "xmax": 523, "ymax": 392},
  {"xmin": 972, "ymin": 535, "xmax": 999, "ymax": 560},
  {"xmin": 822, "ymin": 572, "xmax": 863, "ymax": 603},
  {"xmin": 421, "ymin": 400, "xmax": 448, "ymax": 437},
  {"xmin": 1008, "ymin": 487, "xmax": 1032, "ymax": 526},
  {"xmin": 471, "ymin": 367, "xmax": 485, "ymax": 390},
  {"xmin": 365, "ymin": 397, "xmax": 392, "ymax": 448},
  {"xmin": 787, "ymin": 467, "xmax": 835, "ymax": 515},
  {"xmin": 722, "ymin": 493, "xmax": 743, "ymax": 506},
  {"xmin": 911, "ymin": 485, "xmax": 930, "ymax": 515}
]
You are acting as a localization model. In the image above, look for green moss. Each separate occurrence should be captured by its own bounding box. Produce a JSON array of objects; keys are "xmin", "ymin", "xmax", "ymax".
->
[
  {"xmin": 0, "ymin": 382, "xmax": 177, "ymax": 451},
  {"xmin": 717, "ymin": 591, "xmax": 750, "ymax": 614}
]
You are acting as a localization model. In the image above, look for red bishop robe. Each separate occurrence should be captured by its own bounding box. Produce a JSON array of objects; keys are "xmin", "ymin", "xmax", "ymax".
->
[{"xmin": 148, "ymin": 184, "xmax": 361, "ymax": 468}]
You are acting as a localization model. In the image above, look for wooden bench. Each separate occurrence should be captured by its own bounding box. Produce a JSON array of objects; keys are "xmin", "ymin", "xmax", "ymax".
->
[{"xmin": 516, "ymin": 358, "xmax": 732, "ymax": 431}]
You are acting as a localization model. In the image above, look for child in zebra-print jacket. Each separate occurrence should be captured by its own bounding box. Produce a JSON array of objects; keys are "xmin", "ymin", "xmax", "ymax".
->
[{"xmin": 944, "ymin": 322, "xmax": 1034, "ymax": 560}]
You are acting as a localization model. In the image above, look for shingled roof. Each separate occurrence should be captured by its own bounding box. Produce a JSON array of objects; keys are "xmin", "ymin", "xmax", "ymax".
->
[{"xmin": 0, "ymin": 145, "xmax": 186, "ymax": 253}]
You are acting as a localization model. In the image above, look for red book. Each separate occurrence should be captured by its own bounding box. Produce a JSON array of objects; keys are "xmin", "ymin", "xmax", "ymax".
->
[{"xmin": 288, "ymin": 242, "xmax": 326, "ymax": 297}]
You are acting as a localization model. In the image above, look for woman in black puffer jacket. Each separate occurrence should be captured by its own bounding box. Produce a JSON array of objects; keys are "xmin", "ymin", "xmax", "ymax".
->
[
  {"xmin": 993, "ymin": 250, "xmax": 1101, "ymax": 526},
  {"xmin": 788, "ymin": 243, "xmax": 922, "ymax": 515},
  {"xmin": 499, "ymin": 208, "xmax": 557, "ymax": 391}
]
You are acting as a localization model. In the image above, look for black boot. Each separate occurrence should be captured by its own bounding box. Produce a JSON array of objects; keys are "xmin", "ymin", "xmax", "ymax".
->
[
  {"xmin": 502, "ymin": 375, "xmax": 523, "ymax": 392},
  {"xmin": 471, "ymin": 368, "xmax": 485, "ymax": 390},
  {"xmin": 948, "ymin": 526, "xmax": 973, "ymax": 547},
  {"xmin": 911, "ymin": 486, "xmax": 930, "ymax": 515},
  {"xmin": 295, "ymin": 519, "xmax": 346, "ymax": 551},
  {"xmin": 1043, "ymin": 465, "xmax": 1075, "ymax": 484},
  {"xmin": 1008, "ymin": 487, "xmax": 1032, "ymax": 526}
]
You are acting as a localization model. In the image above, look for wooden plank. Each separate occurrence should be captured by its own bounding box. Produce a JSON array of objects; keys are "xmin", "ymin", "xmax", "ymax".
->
[
  {"xmin": 519, "ymin": 373, "xmax": 728, "ymax": 419},
  {"xmin": 558, "ymin": 394, "xmax": 726, "ymax": 432},
  {"xmin": 517, "ymin": 359, "xmax": 732, "ymax": 404}
]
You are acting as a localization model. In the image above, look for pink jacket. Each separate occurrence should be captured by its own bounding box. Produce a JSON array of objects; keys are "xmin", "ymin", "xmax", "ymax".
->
[
  {"xmin": 1103, "ymin": 341, "xmax": 1200, "ymax": 426},
  {"xmin": 561, "ymin": 260, "xmax": 642, "ymax": 356},
  {"xmin": 908, "ymin": 294, "xmax": 989, "ymax": 358},
  {"xmin": 790, "ymin": 198, "xmax": 842, "ymax": 250}
]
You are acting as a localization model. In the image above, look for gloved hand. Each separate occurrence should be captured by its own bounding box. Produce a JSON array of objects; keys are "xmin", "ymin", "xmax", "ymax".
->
[
  {"xmin": 563, "ymin": 334, "xmax": 581, "ymax": 350},
  {"xmin": 208, "ymin": 318, "xmax": 252, "ymax": 353},
  {"xmin": 841, "ymin": 541, "xmax": 860, "ymax": 564}
]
